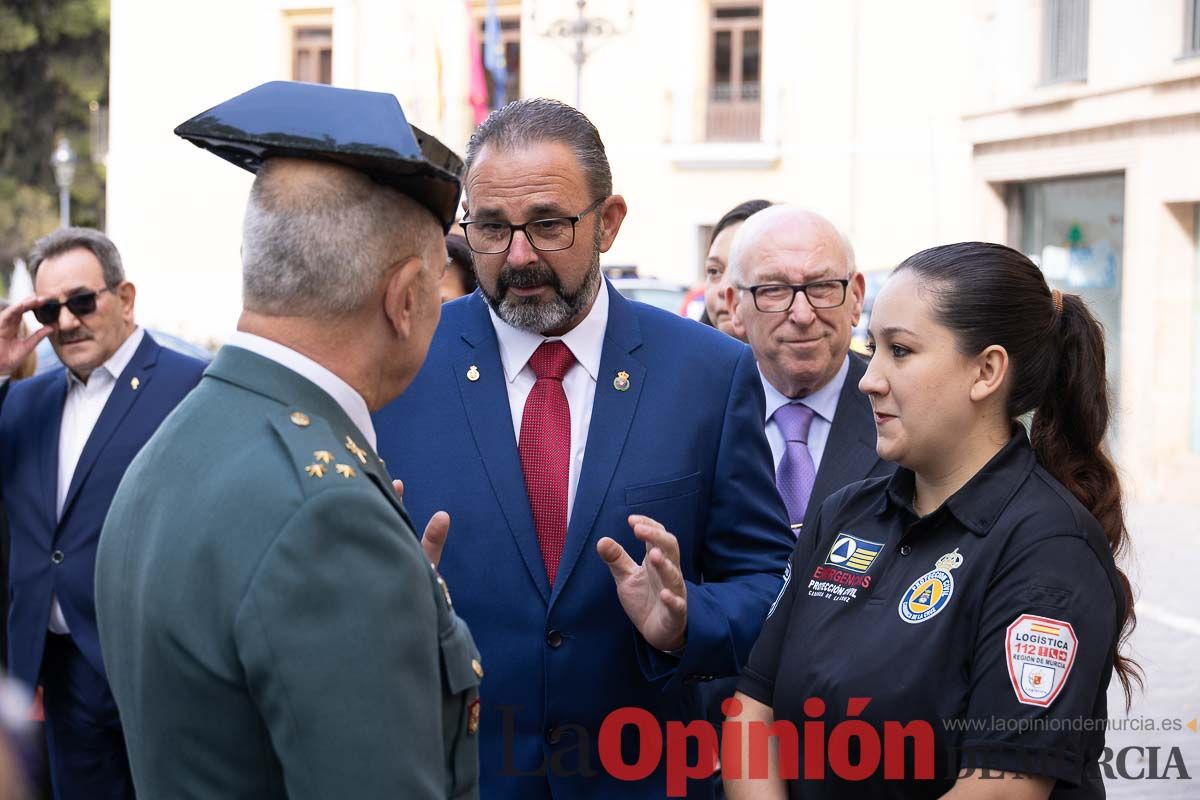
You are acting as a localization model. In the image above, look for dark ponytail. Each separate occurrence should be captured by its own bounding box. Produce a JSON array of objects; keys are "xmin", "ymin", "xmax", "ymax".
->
[{"xmin": 894, "ymin": 242, "xmax": 1141, "ymax": 707}]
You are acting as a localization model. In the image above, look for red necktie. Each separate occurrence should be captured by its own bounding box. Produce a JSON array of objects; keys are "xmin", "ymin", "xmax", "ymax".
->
[{"xmin": 518, "ymin": 341, "xmax": 576, "ymax": 585}]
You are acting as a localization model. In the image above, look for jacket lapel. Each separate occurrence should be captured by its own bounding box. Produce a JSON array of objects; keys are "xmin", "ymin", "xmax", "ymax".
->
[
  {"xmin": 455, "ymin": 294, "xmax": 551, "ymax": 602},
  {"xmin": 805, "ymin": 354, "xmax": 881, "ymax": 528},
  {"xmin": 552, "ymin": 284, "xmax": 644, "ymax": 604},
  {"xmin": 58, "ymin": 334, "xmax": 161, "ymax": 525},
  {"xmin": 39, "ymin": 374, "xmax": 68, "ymax": 530}
]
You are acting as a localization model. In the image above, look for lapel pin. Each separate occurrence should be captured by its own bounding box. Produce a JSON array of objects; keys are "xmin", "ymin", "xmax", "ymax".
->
[
  {"xmin": 130, "ymin": 376, "xmax": 140, "ymax": 390},
  {"xmin": 313, "ymin": 450, "xmax": 334, "ymax": 464},
  {"xmin": 304, "ymin": 463, "xmax": 326, "ymax": 479},
  {"xmin": 335, "ymin": 463, "xmax": 356, "ymax": 479},
  {"xmin": 613, "ymin": 370, "xmax": 630, "ymax": 392},
  {"xmin": 290, "ymin": 411, "xmax": 311, "ymax": 427},
  {"xmin": 466, "ymin": 365, "xmax": 480, "ymax": 382}
]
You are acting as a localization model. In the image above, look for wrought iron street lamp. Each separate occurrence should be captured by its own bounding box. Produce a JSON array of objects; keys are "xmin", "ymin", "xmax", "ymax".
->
[{"xmin": 50, "ymin": 136, "xmax": 76, "ymax": 229}]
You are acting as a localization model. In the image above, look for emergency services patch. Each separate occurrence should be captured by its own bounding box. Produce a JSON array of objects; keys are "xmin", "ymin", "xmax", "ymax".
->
[
  {"xmin": 824, "ymin": 533, "xmax": 885, "ymax": 574},
  {"xmin": 897, "ymin": 548, "xmax": 963, "ymax": 624},
  {"xmin": 1005, "ymin": 614, "xmax": 1078, "ymax": 707},
  {"xmin": 898, "ymin": 569, "xmax": 953, "ymax": 623}
]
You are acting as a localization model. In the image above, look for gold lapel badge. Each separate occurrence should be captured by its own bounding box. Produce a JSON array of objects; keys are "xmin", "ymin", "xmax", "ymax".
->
[
  {"xmin": 472, "ymin": 658, "xmax": 484, "ymax": 679},
  {"xmin": 467, "ymin": 699, "xmax": 481, "ymax": 735},
  {"xmin": 466, "ymin": 365, "xmax": 480, "ymax": 382},
  {"xmin": 335, "ymin": 463, "xmax": 356, "ymax": 479},
  {"xmin": 613, "ymin": 370, "xmax": 631, "ymax": 392},
  {"xmin": 290, "ymin": 411, "xmax": 311, "ymax": 427},
  {"xmin": 344, "ymin": 436, "xmax": 368, "ymax": 465},
  {"xmin": 304, "ymin": 464, "xmax": 326, "ymax": 479},
  {"xmin": 130, "ymin": 376, "xmax": 140, "ymax": 391},
  {"xmin": 313, "ymin": 450, "xmax": 334, "ymax": 464}
]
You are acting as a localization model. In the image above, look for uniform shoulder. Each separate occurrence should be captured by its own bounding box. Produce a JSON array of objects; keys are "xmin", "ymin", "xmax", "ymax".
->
[
  {"xmin": 266, "ymin": 407, "xmax": 378, "ymax": 499},
  {"xmin": 1010, "ymin": 464, "xmax": 1108, "ymax": 546}
]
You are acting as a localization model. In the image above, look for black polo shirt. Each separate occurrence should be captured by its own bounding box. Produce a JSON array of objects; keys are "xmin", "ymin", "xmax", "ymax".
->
[{"xmin": 738, "ymin": 430, "xmax": 1123, "ymax": 799}]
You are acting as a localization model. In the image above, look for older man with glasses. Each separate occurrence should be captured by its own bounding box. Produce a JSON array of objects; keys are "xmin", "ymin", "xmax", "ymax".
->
[
  {"xmin": 0, "ymin": 227, "xmax": 205, "ymax": 799},
  {"xmin": 726, "ymin": 206, "xmax": 896, "ymax": 538}
]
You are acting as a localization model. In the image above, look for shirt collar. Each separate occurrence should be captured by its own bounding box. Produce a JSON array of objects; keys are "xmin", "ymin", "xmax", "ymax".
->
[
  {"xmin": 489, "ymin": 280, "xmax": 609, "ymax": 384},
  {"xmin": 67, "ymin": 326, "xmax": 144, "ymax": 389},
  {"xmin": 879, "ymin": 427, "xmax": 1036, "ymax": 536},
  {"xmin": 760, "ymin": 353, "xmax": 850, "ymax": 424},
  {"xmin": 225, "ymin": 331, "xmax": 377, "ymax": 450}
]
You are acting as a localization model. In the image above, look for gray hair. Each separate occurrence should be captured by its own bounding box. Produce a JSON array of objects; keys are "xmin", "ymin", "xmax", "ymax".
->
[
  {"xmin": 241, "ymin": 160, "xmax": 441, "ymax": 317},
  {"xmin": 464, "ymin": 98, "xmax": 612, "ymax": 201},
  {"xmin": 728, "ymin": 206, "xmax": 857, "ymax": 287},
  {"xmin": 29, "ymin": 227, "xmax": 126, "ymax": 287}
]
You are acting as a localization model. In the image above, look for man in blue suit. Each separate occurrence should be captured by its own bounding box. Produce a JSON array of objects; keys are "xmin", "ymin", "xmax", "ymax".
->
[
  {"xmin": 373, "ymin": 98, "xmax": 795, "ymax": 799},
  {"xmin": 0, "ymin": 228, "xmax": 205, "ymax": 799}
]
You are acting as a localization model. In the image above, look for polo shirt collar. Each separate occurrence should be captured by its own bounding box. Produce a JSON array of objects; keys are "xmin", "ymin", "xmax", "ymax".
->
[{"xmin": 879, "ymin": 427, "xmax": 1036, "ymax": 536}]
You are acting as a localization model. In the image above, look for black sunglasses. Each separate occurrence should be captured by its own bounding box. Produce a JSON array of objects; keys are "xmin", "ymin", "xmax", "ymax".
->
[{"xmin": 32, "ymin": 287, "xmax": 113, "ymax": 325}]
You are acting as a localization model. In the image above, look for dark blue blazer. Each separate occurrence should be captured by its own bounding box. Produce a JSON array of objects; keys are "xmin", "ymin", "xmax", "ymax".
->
[
  {"xmin": 0, "ymin": 332, "xmax": 205, "ymax": 691},
  {"xmin": 374, "ymin": 283, "xmax": 795, "ymax": 799}
]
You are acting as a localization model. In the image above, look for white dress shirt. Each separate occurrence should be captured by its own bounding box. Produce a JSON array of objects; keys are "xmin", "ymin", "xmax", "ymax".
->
[
  {"xmin": 761, "ymin": 354, "xmax": 850, "ymax": 473},
  {"xmin": 489, "ymin": 284, "xmax": 609, "ymax": 523},
  {"xmin": 225, "ymin": 332, "xmax": 377, "ymax": 450},
  {"xmin": 52, "ymin": 327, "xmax": 145, "ymax": 633}
]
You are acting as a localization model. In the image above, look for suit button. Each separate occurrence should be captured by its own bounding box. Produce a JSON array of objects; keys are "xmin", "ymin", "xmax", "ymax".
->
[
  {"xmin": 51, "ymin": 550, "xmax": 64, "ymax": 565},
  {"xmin": 898, "ymin": 545, "xmax": 911, "ymax": 556},
  {"xmin": 546, "ymin": 629, "xmax": 564, "ymax": 648},
  {"xmin": 546, "ymin": 726, "xmax": 562, "ymax": 745}
]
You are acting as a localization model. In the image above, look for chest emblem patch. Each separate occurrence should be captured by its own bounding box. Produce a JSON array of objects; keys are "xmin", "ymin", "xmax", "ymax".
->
[
  {"xmin": 824, "ymin": 533, "xmax": 885, "ymax": 574},
  {"xmin": 1005, "ymin": 614, "xmax": 1078, "ymax": 707},
  {"xmin": 897, "ymin": 548, "xmax": 963, "ymax": 624}
]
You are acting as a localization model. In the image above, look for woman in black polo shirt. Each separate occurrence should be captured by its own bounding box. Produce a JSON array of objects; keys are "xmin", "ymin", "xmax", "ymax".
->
[{"xmin": 725, "ymin": 242, "xmax": 1138, "ymax": 799}]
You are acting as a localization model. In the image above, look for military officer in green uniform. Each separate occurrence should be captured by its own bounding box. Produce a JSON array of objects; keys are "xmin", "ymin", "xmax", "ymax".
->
[{"xmin": 94, "ymin": 82, "xmax": 481, "ymax": 799}]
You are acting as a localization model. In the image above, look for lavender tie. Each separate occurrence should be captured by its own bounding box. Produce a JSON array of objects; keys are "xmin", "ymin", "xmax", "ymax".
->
[{"xmin": 773, "ymin": 403, "xmax": 816, "ymax": 532}]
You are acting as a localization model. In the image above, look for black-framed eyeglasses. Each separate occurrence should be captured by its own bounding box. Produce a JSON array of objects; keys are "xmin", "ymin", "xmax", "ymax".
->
[
  {"xmin": 460, "ymin": 197, "xmax": 607, "ymax": 254},
  {"xmin": 738, "ymin": 278, "xmax": 850, "ymax": 313},
  {"xmin": 32, "ymin": 287, "xmax": 113, "ymax": 325}
]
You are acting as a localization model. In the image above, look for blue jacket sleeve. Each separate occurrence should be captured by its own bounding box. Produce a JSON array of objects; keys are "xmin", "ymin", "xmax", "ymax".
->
[{"xmin": 636, "ymin": 345, "xmax": 795, "ymax": 690}]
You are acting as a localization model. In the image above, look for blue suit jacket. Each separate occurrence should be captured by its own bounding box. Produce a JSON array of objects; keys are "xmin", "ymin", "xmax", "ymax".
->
[
  {"xmin": 0, "ymin": 332, "xmax": 205, "ymax": 690},
  {"xmin": 374, "ymin": 284, "xmax": 794, "ymax": 799}
]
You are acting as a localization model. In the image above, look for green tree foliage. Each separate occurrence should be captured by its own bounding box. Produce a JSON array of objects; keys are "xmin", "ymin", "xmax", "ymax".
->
[{"xmin": 0, "ymin": 0, "xmax": 109, "ymax": 281}]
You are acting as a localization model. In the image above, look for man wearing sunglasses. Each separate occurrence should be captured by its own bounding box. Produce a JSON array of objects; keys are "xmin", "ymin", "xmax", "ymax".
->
[
  {"xmin": 727, "ymin": 206, "xmax": 895, "ymax": 539},
  {"xmin": 0, "ymin": 227, "xmax": 206, "ymax": 799}
]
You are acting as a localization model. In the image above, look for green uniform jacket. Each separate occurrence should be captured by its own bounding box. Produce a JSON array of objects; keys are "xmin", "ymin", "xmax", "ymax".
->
[{"xmin": 95, "ymin": 345, "xmax": 481, "ymax": 799}]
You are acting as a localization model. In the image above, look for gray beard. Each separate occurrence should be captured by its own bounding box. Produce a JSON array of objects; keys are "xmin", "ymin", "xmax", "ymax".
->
[{"xmin": 482, "ymin": 233, "xmax": 603, "ymax": 334}]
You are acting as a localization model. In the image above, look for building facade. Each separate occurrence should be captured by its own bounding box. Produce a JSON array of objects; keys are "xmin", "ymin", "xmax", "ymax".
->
[{"xmin": 106, "ymin": 0, "xmax": 1200, "ymax": 503}]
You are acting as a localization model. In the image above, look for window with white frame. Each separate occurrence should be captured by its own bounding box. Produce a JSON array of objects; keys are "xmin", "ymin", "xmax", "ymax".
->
[
  {"xmin": 1042, "ymin": 0, "xmax": 1088, "ymax": 84},
  {"xmin": 1185, "ymin": 0, "xmax": 1200, "ymax": 56},
  {"xmin": 706, "ymin": 2, "xmax": 762, "ymax": 142}
]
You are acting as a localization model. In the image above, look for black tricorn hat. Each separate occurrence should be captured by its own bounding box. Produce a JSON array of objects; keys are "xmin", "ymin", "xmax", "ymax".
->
[{"xmin": 174, "ymin": 81, "xmax": 463, "ymax": 232}]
